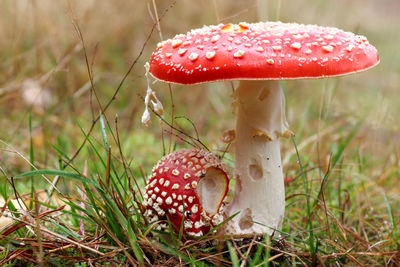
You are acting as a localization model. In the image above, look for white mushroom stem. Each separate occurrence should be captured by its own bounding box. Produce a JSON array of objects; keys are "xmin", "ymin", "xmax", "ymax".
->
[{"xmin": 225, "ymin": 80, "xmax": 292, "ymax": 236}]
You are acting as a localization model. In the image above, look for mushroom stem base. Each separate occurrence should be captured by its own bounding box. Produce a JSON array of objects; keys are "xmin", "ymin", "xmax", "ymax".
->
[{"xmin": 224, "ymin": 80, "xmax": 290, "ymax": 236}]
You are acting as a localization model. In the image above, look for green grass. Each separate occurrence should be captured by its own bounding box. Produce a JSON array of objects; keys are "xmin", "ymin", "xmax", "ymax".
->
[{"xmin": 0, "ymin": 0, "xmax": 399, "ymax": 266}]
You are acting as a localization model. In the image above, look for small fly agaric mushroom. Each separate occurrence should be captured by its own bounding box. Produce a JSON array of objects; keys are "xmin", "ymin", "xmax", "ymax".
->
[
  {"xmin": 143, "ymin": 149, "xmax": 230, "ymax": 236},
  {"xmin": 147, "ymin": 22, "xmax": 379, "ymax": 236}
]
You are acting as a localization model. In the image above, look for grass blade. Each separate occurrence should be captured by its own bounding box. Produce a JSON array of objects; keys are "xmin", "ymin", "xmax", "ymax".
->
[
  {"xmin": 292, "ymin": 137, "xmax": 316, "ymax": 258},
  {"xmin": 28, "ymin": 112, "xmax": 35, "ymax": 209},
  {"xmin": 226, "ymin": 241, "xmax": 239, "ymax": 267},
  {"xmin": 249, "ymin": 241, "xmax": 264, "ymax": 267},
  {"xmin": 264, "ymin": 234, "xmax": 271, "ymax": 267},
  {"xmin": 384, "ymin": 194, "xmax": 400, "ymax": 246},
  {"xmin": 14, "ymin": 169, "xmax": 101, "ymax": 190},
  {"xmin": 99, "ymin": 112, "xmax": 109, "ymax": 149},
  {"xmin": 313, "ymin": 121, "xmax": 362, "ymax": 209}
]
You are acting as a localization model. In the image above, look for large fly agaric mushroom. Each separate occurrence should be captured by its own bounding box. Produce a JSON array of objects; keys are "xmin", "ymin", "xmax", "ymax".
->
[
  {"xmin": 147, "ymin": 22, "xmax": 379, "ymax": 236},
  {"xmin": 143, "ymin": 149, "xmax": 230, "ymax": 236}
]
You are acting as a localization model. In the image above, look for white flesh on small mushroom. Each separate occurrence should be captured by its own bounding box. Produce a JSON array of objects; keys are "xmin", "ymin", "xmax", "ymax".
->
[
  {"xmin": 225, "ymin": 80, "xmax": 292, "ymax": 236},
  {"xmin": 197, "ymin": 167, "xmax": 229, "ymax": 215}
]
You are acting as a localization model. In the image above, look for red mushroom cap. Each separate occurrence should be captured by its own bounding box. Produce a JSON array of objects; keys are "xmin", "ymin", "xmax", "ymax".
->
[
  {"xmin": 143, "ymin": 149, "xmax": 230, "ymax": 237},
  {"xmin": 149, "ymin": 22, "xmax": 379, "ymax": 84}
]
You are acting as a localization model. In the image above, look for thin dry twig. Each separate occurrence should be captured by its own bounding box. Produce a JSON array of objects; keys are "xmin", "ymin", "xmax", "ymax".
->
[
  {"xmin": 143, "ymin": 98, "xmax": 210, "ymax": 151},
  {"xmin": 0, "ymin": 139, "xmax": 62, "ymax": 195},
  {"xmin": 65, "ymin": 1, "xmax": 177, "ymax": 167}
]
